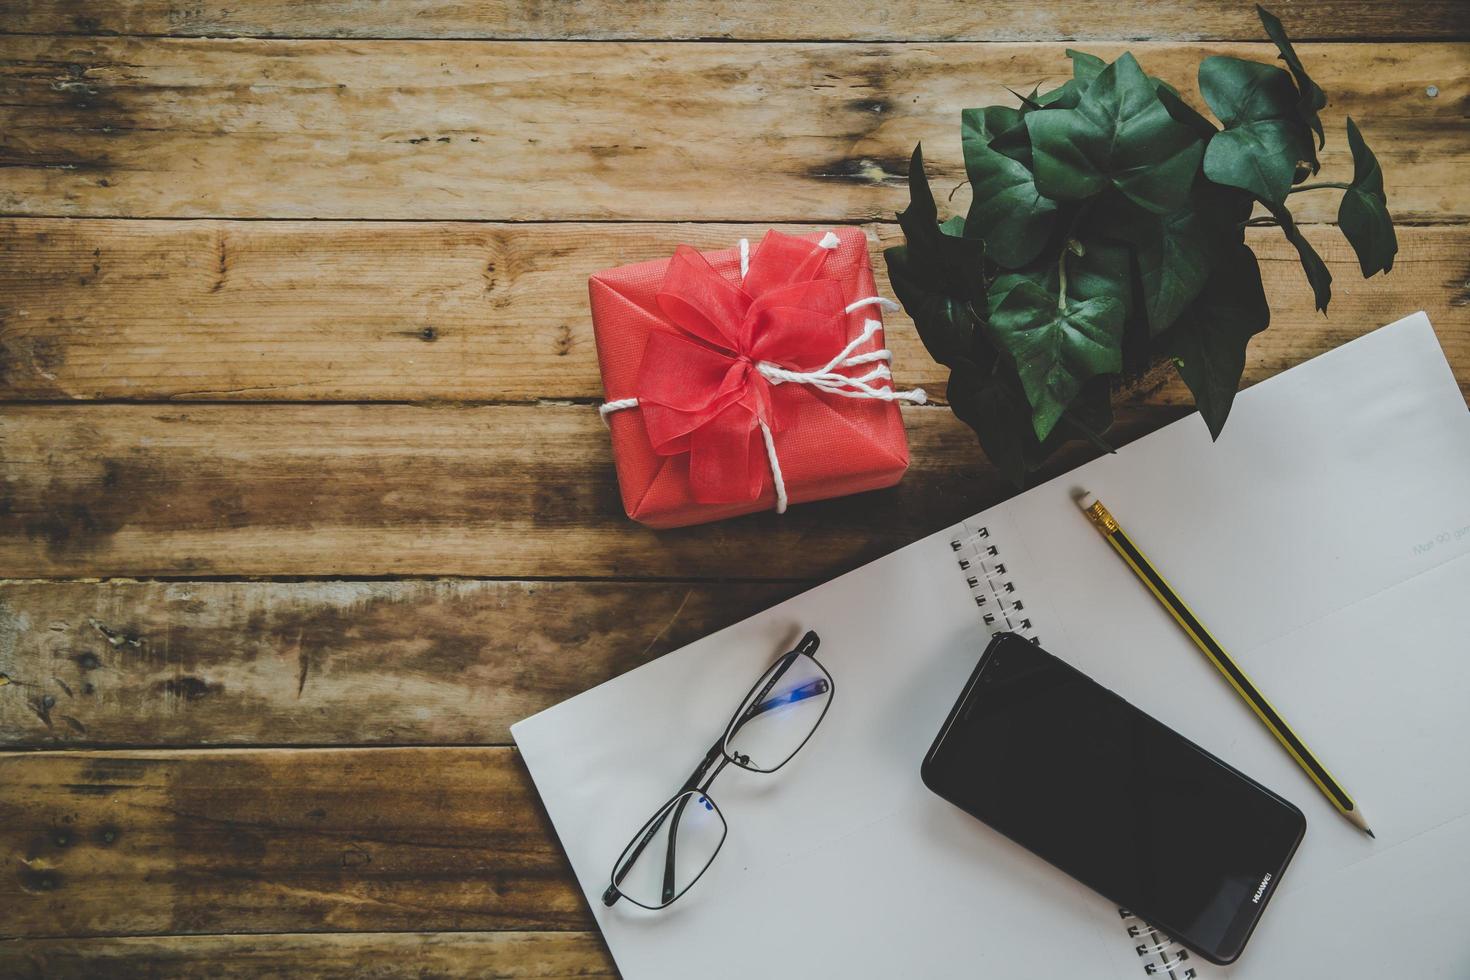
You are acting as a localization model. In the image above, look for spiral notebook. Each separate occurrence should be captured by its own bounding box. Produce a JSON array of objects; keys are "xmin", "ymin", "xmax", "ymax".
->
[
  {"xmin": 513, "ymin": 312, "xmax": 1470, "ymax": 979},
  {"xmin": 951, "ymin": 516, "xmax": 1221, "ymax": 977},
  {"xmin": 949, "ymin": 516, "xmax": 1205, "ymax": 977}
]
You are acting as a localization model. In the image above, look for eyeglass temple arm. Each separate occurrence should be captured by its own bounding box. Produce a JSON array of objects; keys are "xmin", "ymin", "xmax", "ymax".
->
[
  {"xmin": 602, "ymin": 739, "xmax": 729, "ymax": 907},
  {"xmin": 659, "ymin": 793, "xmax": 691, "ymax": 903},
  {"xmin": 726, "ymin": 632, "xmax": 824, "ymax": 735},
  {"xmin": 740, "ymin": 676, "xmax": 829, "ymax": 723}
]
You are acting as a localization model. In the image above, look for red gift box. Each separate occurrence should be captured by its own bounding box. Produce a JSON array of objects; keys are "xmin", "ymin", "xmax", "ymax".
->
[{"xmin": 589, "ymin": 227, "xmax": 923, "ymax": 529}]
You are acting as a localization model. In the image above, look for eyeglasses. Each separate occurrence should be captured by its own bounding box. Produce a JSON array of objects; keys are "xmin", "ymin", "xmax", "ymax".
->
[{"xmin": 601, "ymin": 630, "xmax": 834, "ymax": 910}]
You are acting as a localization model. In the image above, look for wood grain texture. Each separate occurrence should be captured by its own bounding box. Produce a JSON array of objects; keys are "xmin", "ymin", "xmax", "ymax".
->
[
  {"xmin": 0, "ymin": 2, "xmax": 1461, "ymax": 973},
  {"xmin": 0, "ymin": 37, "xmax": 1463, "ymax": 221},
  {"xmin": 0, "ymin": 402, "xmax": 1187, "ymax": 580},
  {"xmin": 2, "ymin": 219, "xmax": 1466, "ymax": 403},
  {"xmin": 5, "ymin": 0, "xmax": 1468, "ymax": 41},
  {"xmin": 0, "ymin": 931, "xmax": 616, "ymax": 980},
  {"xmin": 0, "ymin": 747, "xmax": 587, "ymax": 938},
  {"xmin": 0, "ymin": 579, "xmax": 797, "ymax": 747}
]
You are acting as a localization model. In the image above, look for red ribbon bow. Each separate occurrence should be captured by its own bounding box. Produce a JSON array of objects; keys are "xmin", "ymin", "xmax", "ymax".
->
[{"xmin": 636, "ymin": 231, "xmax": 853, "ymax": 504}]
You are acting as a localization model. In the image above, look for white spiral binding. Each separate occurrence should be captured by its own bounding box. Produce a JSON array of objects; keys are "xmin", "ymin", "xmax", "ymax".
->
[
  {"xmin": 1119, "ymin": 909, "xmax": 1202, "ymax": 979},
  {"xmin": 948, "ymin": 517, "xmax": 1040, "ymax": 645}
]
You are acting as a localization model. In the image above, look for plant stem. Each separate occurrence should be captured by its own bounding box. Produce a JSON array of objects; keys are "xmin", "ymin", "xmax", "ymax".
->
[
  {"xmin": 966, "ymin": 299, "xmax": 988, "ymax": 333},
  {"xmin": 1062, "ymin": 409, "xmax": 1116, "ymax": 454},
  {"xmin": 1289, "ymin": 181, "xmax": 1351, "ymax": 193},
  {"xmin": 1057, "ymin": 247, "xmax": 1069, "ymax": 313},
  {"xmin": 1056, "ymin": 202, "xmax": 1093, "ymax": 313}
]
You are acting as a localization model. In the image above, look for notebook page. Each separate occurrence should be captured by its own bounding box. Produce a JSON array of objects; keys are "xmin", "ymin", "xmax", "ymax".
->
[
  {"xmin": 1228, "ymin": 811, "xmax": 1470, "ymax": 978},
  {"xmin": 1215, "ymin": 554, "xmax": 1470, "ymax": 977},
  {"xmin": 513, "ymin": 504, "xmax": 1135, "ymax": 980},
  {"xmin": 995, "ymin": 312, "xmax": 1470, "ymax": 973}
]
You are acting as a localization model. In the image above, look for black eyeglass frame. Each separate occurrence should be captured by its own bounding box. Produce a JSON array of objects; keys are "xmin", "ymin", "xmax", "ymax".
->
[{"xmin": 602, "ymin": 630, "xmax": 834, "ymax": 910}]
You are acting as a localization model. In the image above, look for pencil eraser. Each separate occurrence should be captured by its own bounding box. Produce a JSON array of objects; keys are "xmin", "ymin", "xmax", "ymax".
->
[{"xmin": 1078, "ymin": 491, "xmax": 1097, "ymax": 510}]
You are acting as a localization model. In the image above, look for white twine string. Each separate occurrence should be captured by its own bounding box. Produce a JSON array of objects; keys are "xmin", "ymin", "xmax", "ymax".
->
[
  {"xmin": 599, "ymin": 398, "xmax": 640, "ymax": 418},
  {"xmin": 600, "ymin": 232, "xmax": 925, "ymax": 515},
  {"xmin": 757, "ymin": 419, "xmax": 788, "ymax": 514},
  {"xmin": 755, "ymin": 318, "xmax": 927, "ymax": 405}
]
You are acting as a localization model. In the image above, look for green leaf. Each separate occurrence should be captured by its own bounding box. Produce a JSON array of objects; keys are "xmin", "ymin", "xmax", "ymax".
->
[
  {"xmin": 982, "ymin": 104, "xmax": 1035, "ymax": 167},
  {"xmin": 969, "ymin": 104, "xmax": 1025, "ymax": 139},
  {"xmin": 949, "ymin": 356, "xmax": 1080, "ymax": 488},
  {"xmin": 1338, "ymin": 117, "xmax": 1398, "ymax": 277},
  {"xmin": 1166, "ymin": 242, "xmax": 1270, "ymax": 439},
  {"xmin": 1257, "ymin": 4, "xmax": 1327, "ymax": 166},
  {"xmin": 1195, "ymin": 179, "xmax": 1254, "ymax": 245},
  {"xmin": 1060, "ymin": 375, "xmax": 1117, "ymax": 454},
  {"xmin": 984, "ymin": 280, "xmax": 1124, "ymax": 441},
  {"xmin": 1199, "ymin": 56, "xmax": 1296, "ymax": 129},
  {"xmin": 885, "ymin": 244, "xmax": 983, "ymax": 369},
  {"xmin": 1036, "ymin": 51, "xmax": 1120, "ymax": 110},
  {"xmin": 1026, "ymin": 53, "xmax": 1204, "ymax": 214},
  {"xmin": 938, "ymin": 215, "xmax": 967, "ymax": 237},
  {"xmin": 991, "ymin": 234, "xmax": 1135, "ymax": 322},
  {"xmin": 1006, "ymin": 85, "xmax": 1045, "ymax": 111},
  {"xmin": 1263, "ymin": 198, "xmax": 1332, "ymax": 311},
  {"xmin": 1086, "ymin": 190, "xmax": 1219, "ymax": 335},
  {"xmin": 986, "ymin": 270, "xmax": 1036, "ymax": 317},
  {"xmin": 1205, "ymin": 120, "xmax": 1305, "ymax": 204},
  {"xmin": 894, "ymin": 144, "xmax": 987, "ymax": 301},
  {"xmin": 949, "ymin": 358, "xmax": 1029, "ymax": 487},
  {"xmin": 1066, "ymin": 49, "xmax": 1107, "ymax": 83},
  {"xmin": 961, "ymin": 107, "xmax": 1060, "ymax": 269},
  {"xmin": 1135, "ymin": 206, "xmax": 1214, "ymax": 336},
  {"xmin": 887, "ymin": 145, "xmax": 992, "ymax": 372},
  {"xmin": 1155, "ymin": 86, "xmax": 1218, "ymax": 140},
  {"xmin": 1035, "ymin": 79, "xmax": 1084, "ymax": 110},
  {"xmin": 1198, "ymin": 56, "xmax": 1311, "ymax": 205},
  {"xmin": 1068, "ymin": 238, "xmax": 1135, "ymax": 321}
]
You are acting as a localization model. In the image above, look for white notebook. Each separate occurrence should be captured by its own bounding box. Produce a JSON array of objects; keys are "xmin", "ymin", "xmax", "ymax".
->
[{"xmin": 513, "ymin": 312, "xmax": 1470, "ymax": 979}]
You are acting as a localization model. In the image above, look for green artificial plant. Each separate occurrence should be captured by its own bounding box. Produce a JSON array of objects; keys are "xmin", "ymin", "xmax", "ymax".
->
[{"xmin": 885, "ymin": 5, "xmax": 1397, "ymax": 486}]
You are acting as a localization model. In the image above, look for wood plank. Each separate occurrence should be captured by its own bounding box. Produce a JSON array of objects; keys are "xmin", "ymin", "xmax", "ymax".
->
[
  {"xmin": 5, "ymin": 0, "xmax": 1467, "ymax": 42},
  {"xmin": 0, "ymin": 402, "xmax": 1184, "ymax": 580},
  {"xmin": 0, "ymin": 580, "xmax": 797, "ymax": 747},
  {"xmin": 2, "ymin": 219, "xmax": 1465, "ymax": 403},
  {"xmin": 0, "ymin": 931, "xmax": 616, "ymax": 980},
  {"xmin": 0, "ymin": 38, "xmax": 1462, "ymax": 221},
  {"xmin": 0, "ymin": 747, "xmax": 588, "ymax": 938}
]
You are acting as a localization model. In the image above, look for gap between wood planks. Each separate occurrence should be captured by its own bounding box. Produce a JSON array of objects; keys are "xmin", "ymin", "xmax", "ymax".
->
[
  {"xmin": 2, "ymin": 0, "xmax": 1466, "ymax": 42},
  {"xmin": 0, "ymin": 575, "xmax": 819, "ymax": 584},
  {"xmin": 6, "ymin": 215, "xmax": 1458, "ymax": 225},
  {"xmin": 0, "ymin": 931, "xmax": 618, "ymax": 977},
  {"xmin": 0, "ymin": 933, "xmax": 616, "ymax": 980}
]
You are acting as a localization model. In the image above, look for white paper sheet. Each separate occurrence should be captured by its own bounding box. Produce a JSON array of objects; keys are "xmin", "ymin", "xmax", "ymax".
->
[{"xmin": 513, "ymin": 312, "xmax": 1470, "ymax": 978}]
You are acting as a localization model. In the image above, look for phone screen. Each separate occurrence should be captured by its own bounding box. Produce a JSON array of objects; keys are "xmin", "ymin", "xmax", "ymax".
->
[{"xmin": 921, "ymin": 633, "xmax": 1305, "ymax": 965}]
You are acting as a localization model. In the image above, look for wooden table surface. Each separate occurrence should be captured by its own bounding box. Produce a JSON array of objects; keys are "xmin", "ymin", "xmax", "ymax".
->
[{"xmin": 0, "ymin": 2, "xmax": 1466, "ymax": 976}]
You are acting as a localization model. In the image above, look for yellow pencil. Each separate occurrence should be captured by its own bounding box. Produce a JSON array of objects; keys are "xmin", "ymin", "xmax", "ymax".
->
[{"xmin": 1078, "ymin": 491, "xmax": 1374, "ymax": 838}]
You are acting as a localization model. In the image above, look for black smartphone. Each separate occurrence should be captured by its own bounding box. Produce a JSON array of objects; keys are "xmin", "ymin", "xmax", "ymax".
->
[{"xmin": 921, "ymin": 632, "xmax": 1305, "ymax": 965}]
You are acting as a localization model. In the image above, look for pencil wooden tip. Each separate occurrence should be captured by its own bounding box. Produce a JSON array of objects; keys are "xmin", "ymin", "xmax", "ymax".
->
[{"xmin": 1345, "ymin": 805, "xmax": 1374, "ymax": 837}]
